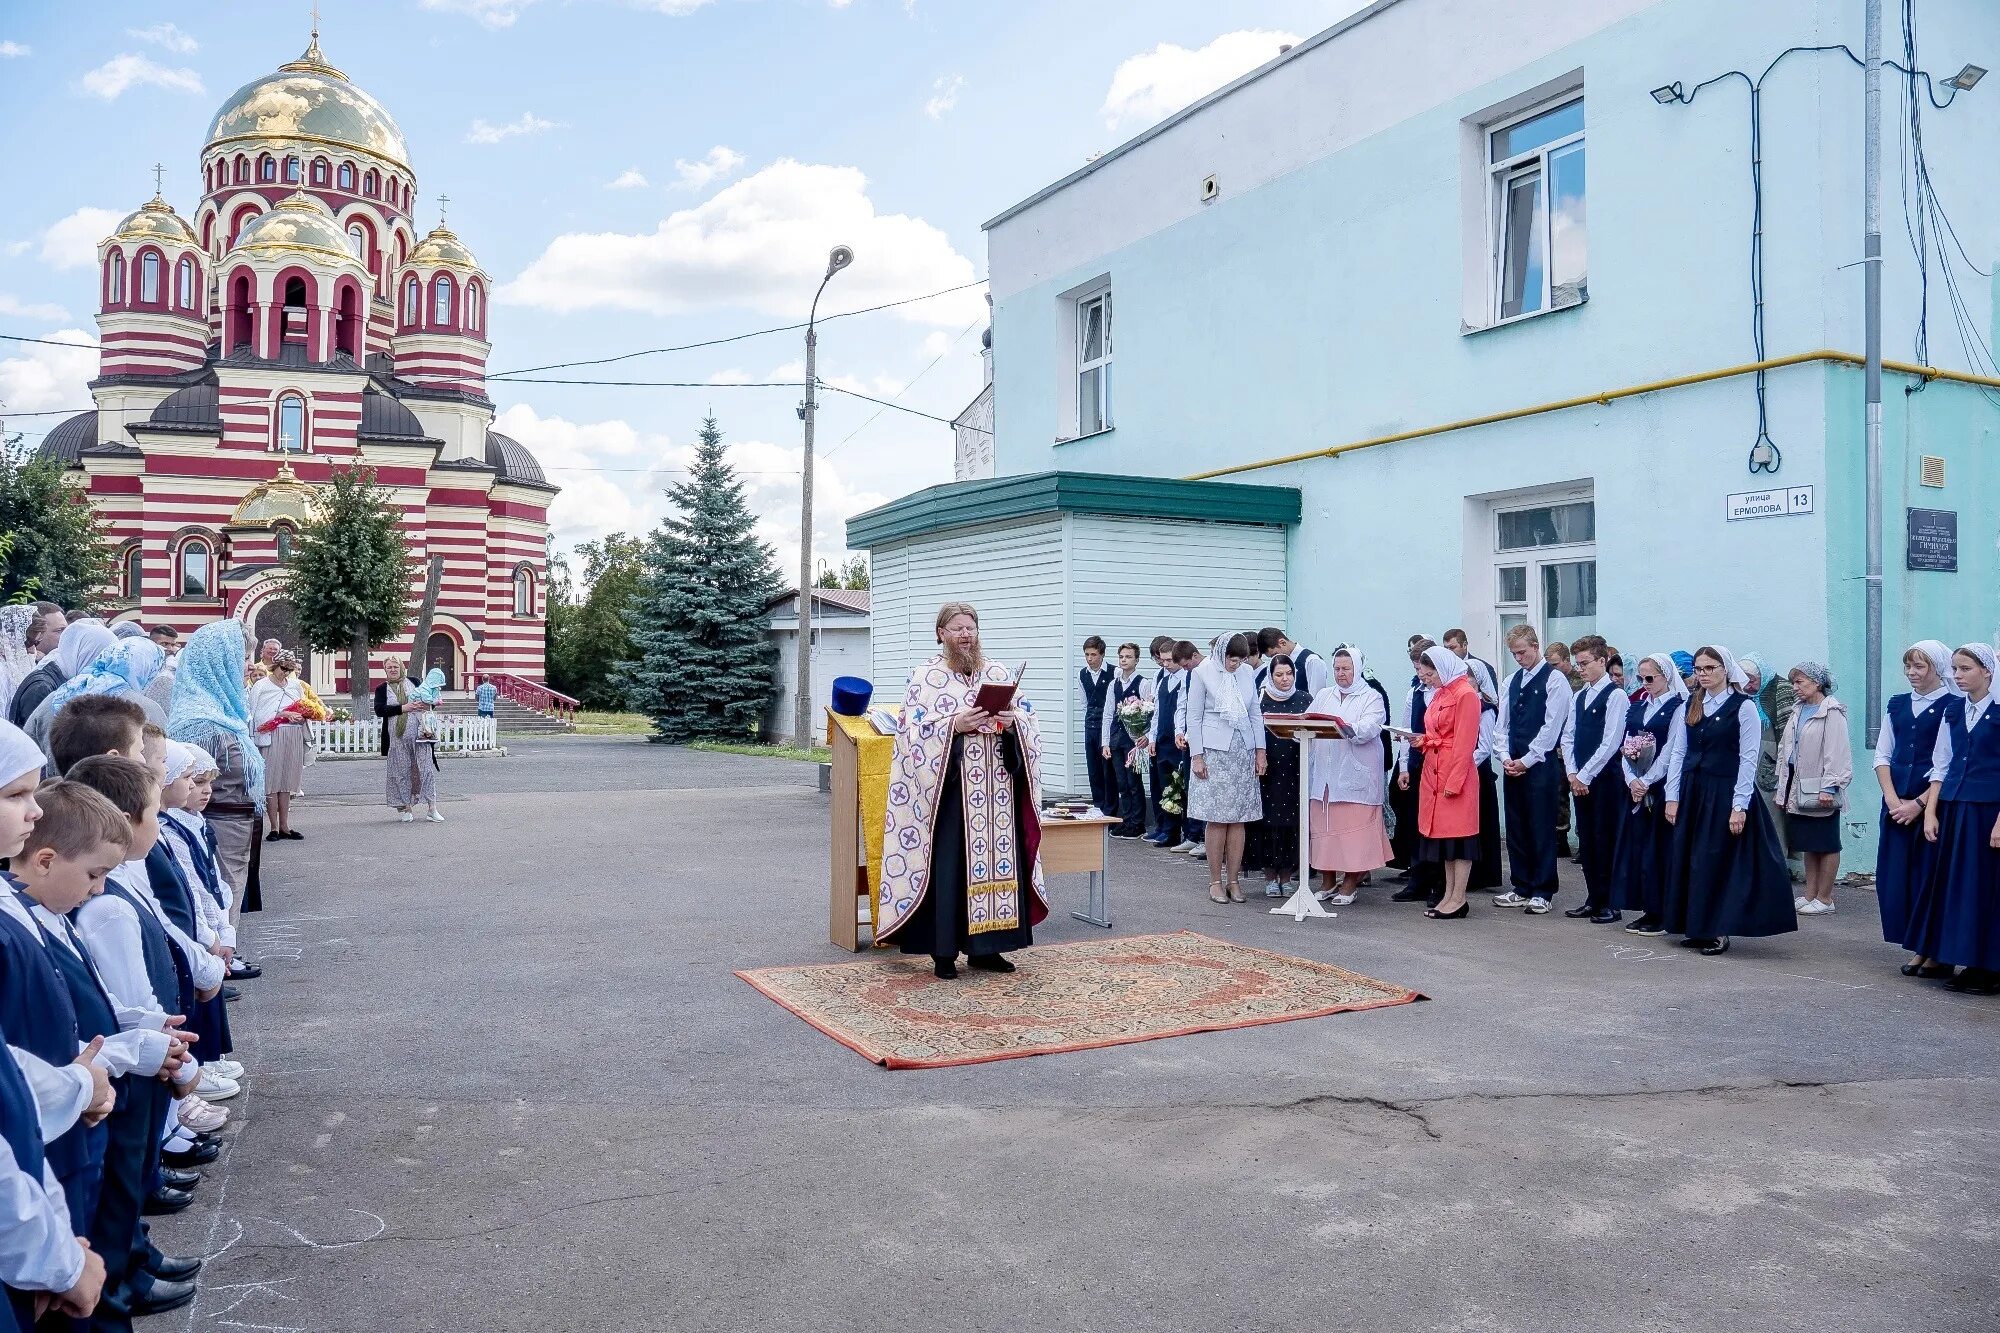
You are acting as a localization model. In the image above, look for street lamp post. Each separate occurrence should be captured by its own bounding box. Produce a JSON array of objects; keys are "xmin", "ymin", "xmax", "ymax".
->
[{"xmin": 795, "ymin": 244, "xmax": 854, "ymax": 749}]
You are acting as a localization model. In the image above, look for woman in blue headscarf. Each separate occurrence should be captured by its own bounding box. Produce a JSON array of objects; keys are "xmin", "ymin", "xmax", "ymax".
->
[
  {"xmin": 22, "ymin": 636, "xmax": 166, "ymax": 762},
  {"xmin": 168, "ymin": 621, "xmax": 264, "ymax": 908}
]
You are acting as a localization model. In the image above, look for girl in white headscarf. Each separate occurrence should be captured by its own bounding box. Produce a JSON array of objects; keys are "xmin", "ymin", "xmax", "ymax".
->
[
  {"xmin": 1660, "ymin": 646, "xmax": 1796, "ymax": 954},
  {"xmin": 0, "ymin": 719, "xmax": 45, "ymax": 858},
  {"xmin": 1909, "ymin": 644, "xmax": 2000, "ymax": 993},
  {"xmin": 1304, "ymin": 645, "xmax": 1392, "ymax": 905},
  {"xmin": 1611, "ymin": 653, "xmax": 1689, "ymax": 934},
  {"xmin": 1184, "ymin": 632, "xmax": 1266, "ymax": 903},
  {"xmin": 1873, "ymin": 641, "xmax": 1957, "ymax": 974}
]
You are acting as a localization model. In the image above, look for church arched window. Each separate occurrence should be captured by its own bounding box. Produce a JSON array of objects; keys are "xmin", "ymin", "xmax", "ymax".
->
[
  {"xmin": 139, "ymin": 252, "xmax": 161, "ymax": 304},
  {"xmin": 273, "ymin": 523, "xmax": 297, "ymax": 564},
  {"xmin": 338, "ymin": 162, "xmax": 355, "ymax": 191},
  {"xmin": 465, "ymin": 282, "xmax": 482, "ymax": 331},
  {"xmin": 175, "ymin": 256, "xmax": 195, "ymax": 309},
  {"xmin": 403, "ymin": 275, "xmax": 420, "ymax": 325},
  {"xmin": 347, "ymin": 224, "xmax": 367, "ymax": 261},
  {"xmin": 283, "ymin": 156, "xmax": 301, "ymax": 184},
  {"xmin": 432, "ymin": 274, "xmax": 454, "ymax": 326},
  {"xmin": 362, "ymin": 169, "xmax": 379, "ymax": 197},
  {"xmin": 258, "ymin": 155, "xmax": 276, "ymax": 183},
  {"xmin": 234, "ymin": 155, "xmax": 248, "ymax": 183},
  {"xmin": 120, "ymin": 544, "xmax": 142, "ymax": 600},
  {"xmin": 176, "ymin": 538, "xmax": 212, "ymax": 599},
  {"xmin": 107, "ymin": 251, "xmax": 125, "ymax": 305},
  {"xmin": 513, "ymin": 566, "xmax": 536, "ymax": 616},
  {"xmin": 274, "ymin": 393, "xmax": 307, "ymax": 454}
]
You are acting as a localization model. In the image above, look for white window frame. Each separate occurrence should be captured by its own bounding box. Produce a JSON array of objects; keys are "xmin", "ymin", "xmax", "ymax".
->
[
  {"xmin": 273, "ymin": 392, "xmax": 309, "ymax": 455},
  {"xmin": 1489, "ymin": 493, "xmax": 1596, "ymax": 650},
  {"xmin": 1485, "ymin": 94, "xmax": 1585, "ymax": 326},
  {"xmin": 1057, "ymin": 278, "xmax": 1113, "ymax": 442}
]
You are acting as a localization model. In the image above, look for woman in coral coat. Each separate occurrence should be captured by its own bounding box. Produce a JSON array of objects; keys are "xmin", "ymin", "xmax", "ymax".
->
[{"xmin": 1414, "ymin": 644, "xmax": 1484, "ymax": 919}]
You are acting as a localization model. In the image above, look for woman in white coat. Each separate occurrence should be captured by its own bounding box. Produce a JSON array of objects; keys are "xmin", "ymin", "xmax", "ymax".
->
[
  {"xmin": 1185, "ymin": 632, "xmax": 1267, "ymax": 904},
  {"xmin": 1306, "ymin": 645, "xmax": 1394, "ymax": 905}
]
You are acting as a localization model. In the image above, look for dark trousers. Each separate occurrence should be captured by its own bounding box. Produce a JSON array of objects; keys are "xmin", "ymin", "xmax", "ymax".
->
[
  {"xmin": 1503, "ymin": 759, "xmax": 1562, "ymax": 895},
  {"xmin": 90, "ymin": 1078, "xmax": 165, "ymax": 1315},
  {"xmin": 1110, "ymin": 737, "xmax": 1147, "ymax": 834},
  {"xmin": 1083, "ymin": 714, "xmax": 1115, "ymax": 814},
  {"xmin": 1149, "ymin": 754, "xmax": 1183, "ymax": 844},
  {"xmin": 1576, "ymin": 770, "xmax": 1626, "ymax": 910}
]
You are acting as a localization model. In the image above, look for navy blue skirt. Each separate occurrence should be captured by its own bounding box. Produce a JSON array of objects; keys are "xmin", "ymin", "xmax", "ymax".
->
[
  {"xmin": 1612, "ymin": 795, "xmax": 1670, "ymax": 917},
  {"xmin": 1875, "ymin": 802, "xmax": 1936, "ymax": 946},
  {"xmin": 1664, "ymin": 773, "xmax": 1797, "ymax": 939},
  {"xmin": 1904, "ymin": 799, "xmax": 2000, "ymax": 970}
]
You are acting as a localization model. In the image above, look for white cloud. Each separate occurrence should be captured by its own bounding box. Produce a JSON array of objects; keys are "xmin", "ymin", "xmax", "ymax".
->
[
  {"xmin": 1102, "ymin": 29, "xmax": 1299, "ymax": 129},
  {"xmin": 501, "ymin": 159, "xmax": 982, "ymax": 327},
  {"xmin": 673, "ymin": 145, "xmax": 744, "ymax": 192},
  {"xmin": 631, "ymin": 0, "xmax": 718, "ymax": 13},
  {"xmin": 77, "ymin": 53, "xmax": 205, "ymax": 100},
  {"xmin": 38, "ymin": 208, "xmax": 121, "ymax": 271},
  {"xmin": 0, "ymin": 41, "xmax": 29, "ymax": 58},
  {"xmin": 466, "ymin": 112, "xmax": 560, "ymax": 144},
  {"xmin": 2, "ymin": 240, "xmax": 31, "ymax": 257},
  {"xmin": 0, "ymin": 329, "xmax": 97, "ymax": 414},
  {"xmin": 921, "ymin": 330, "xmax": 953, "ymax": 358},
  {"xmin": 923, "ymin": 73, "xmax": 963, "ymax": 121},
  {"xmin": 0, "ymin": 294, "xmax": 70, "ymax": 322},
  {"xmin": 127, "ymin": 22, "xmax": 198, "ymax": 53},
  {"xmin": 421, "ymin": 0, "xmax": 538, "ymax": 27},
  {"xmin": 606, "ymin": 168, "xmax": 649, "ymax": 190}
]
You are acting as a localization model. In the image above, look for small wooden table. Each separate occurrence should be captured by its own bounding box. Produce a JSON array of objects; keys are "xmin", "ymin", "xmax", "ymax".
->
[{"xmin": 1038, "ymin": 812, "xmax": 1120, "ymax": 928}]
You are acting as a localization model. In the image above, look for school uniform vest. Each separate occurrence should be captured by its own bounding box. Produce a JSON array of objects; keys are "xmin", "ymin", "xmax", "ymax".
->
[
  {"xmin": 1573, "ymin": 683, "xmax": 1615, "ymax": 777},
  {"xmin": 1292, "ymin": 646, "xmax": 1320, "ymax": 686},
  {"xmin": 94, "ymin": 880, "xmax": 187, "ymax": 1014},
  {"xmin": 1109, "ymin": 675, "xmax": 1144, "ymax": 751},
  {"xmin": 144, "ymin": 843, "xmax": 199, "ymax": 939},
  {"xmin": 0, "ymin": 1037, "xmax": 46, "ymax": 1330},
  {"xmin": 1685, "ymin": 691, "xmax": 1749, "ymax": 779},
  {"xmin": 1885, "ymin": 694, "xmax": 1952, "ymax": 801},
  {"xmin": 1407, "ymin": 685, "xmax": 1432, "ymax": 778},
  {"xmin": 1938, "ymin": 697, "xmax": 2000, "ymax": 803},
  {"xmin": 1079, "ymin": 667, "xmax": 1111, "ymax": 726},
  {"xmin": 1628, "ymin": 696, "xmax": 1677, "ymax": 761},
  {"xmin": 0, "ymin": 900, "xmax": 94, "ymax": 1181},
  {"xmin": 1155, "ymin": 675, "xmax": 1182, "ymax": 759},
  {"xmin": 1507, "ymin": 665, "xmax": 1550, "ymax": 759},
  {"xmin": 162, "ymin": 817, "xmax": 227, "ymax": 911}
]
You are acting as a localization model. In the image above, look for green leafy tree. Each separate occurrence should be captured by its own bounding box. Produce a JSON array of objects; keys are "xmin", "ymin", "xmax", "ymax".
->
[
  {"xmin": 284, "ymin": 464, "xmax": 412, "ymax": 707},
  {"xmin": 622, "ymin": 416, "xmax": 783, "ymax": 742},
  {"xmin": 0, "ymin": 445, "xmax": 114, "ymax": 607},
  {"xmin": 547, "ymin": 533, "xmax": 645, "ymax": 709},
  {"xmin": 815, "ymin": 554, "xmax": 870, "ymax": 590}
]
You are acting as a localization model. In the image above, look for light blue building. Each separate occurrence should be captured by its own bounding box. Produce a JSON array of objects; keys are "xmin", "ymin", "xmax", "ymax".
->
[{"xmin": 851, "ymin": 0, "xmax": 1999, "ymax": 828}]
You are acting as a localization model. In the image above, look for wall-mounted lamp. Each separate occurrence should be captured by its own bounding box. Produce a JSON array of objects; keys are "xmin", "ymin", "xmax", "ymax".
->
[
  {"xmin": 1650, "ymin": 82, "xmax": 1684, "ymax": 105},
  {"xmin": 1944, "ymin": 63, "xmax": 1986, "ymax": 91}
]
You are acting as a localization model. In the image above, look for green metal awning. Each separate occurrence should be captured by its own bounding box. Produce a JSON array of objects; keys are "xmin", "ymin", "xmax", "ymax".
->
[{"xmin": 846, "ymin": 471, "xmax": 1301, "ymax": 549}]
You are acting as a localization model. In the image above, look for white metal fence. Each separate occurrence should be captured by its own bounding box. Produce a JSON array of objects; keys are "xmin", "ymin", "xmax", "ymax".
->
[{"xmin": 309, "ymin": 716, "xmax": 500, "ymax": 757}]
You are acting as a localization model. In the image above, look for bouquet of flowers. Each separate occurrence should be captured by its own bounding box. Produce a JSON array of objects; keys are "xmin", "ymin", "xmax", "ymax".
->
[
  {"xmin": 1620, "ymin": 732, "xmax": 1658, "ymax": 770},
  {"xmin": 258, "ymin": 689, "xmax": 331, "ymax": 733},
  {"xmin": 1116, "ymin": 695, "xmax": 1155, "ymax": 769},
  {"xmin": 1159, "ymin": 765, "xmax": 1186, "ymax": 816}
]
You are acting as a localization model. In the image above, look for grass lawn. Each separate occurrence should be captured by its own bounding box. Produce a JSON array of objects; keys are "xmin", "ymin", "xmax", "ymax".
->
[
  {"xmin": 688, "ymin": 740, "xmax": 831, "ymax": 763},
  {"xmin": 571, "ymin": 711, "xmax": 655, "ymax": 735}
]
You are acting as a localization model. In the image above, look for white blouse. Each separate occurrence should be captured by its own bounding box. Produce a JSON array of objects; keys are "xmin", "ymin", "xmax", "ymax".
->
[
  {"xmin": 1927, "ymin": 692, "xmax": 1994, "ymax": 783},
  {"xmin": 247, "ymin": 676, "xmax": 304, "ymax": 748},
  {"xmin": 1303, "ymin": 685, "xmax": 1387, "ymax": 806},
  {"xmin": 1664, "ymin": 690, "xmax": 1760, "ymax": 811}
]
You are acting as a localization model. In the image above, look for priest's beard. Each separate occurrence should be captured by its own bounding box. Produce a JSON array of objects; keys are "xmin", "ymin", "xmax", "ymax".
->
[{"xmin": 945, "ymin": 639, "xmax": 984, "ymax": 677}]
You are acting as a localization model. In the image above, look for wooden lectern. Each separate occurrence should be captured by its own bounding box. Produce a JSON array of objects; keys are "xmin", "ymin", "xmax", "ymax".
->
[{"xmin": 826, "ymin": 706, "xmax": 897, "ymax": 951}]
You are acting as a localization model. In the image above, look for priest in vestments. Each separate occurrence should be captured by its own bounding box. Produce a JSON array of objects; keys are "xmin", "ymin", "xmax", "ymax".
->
[{"xmin": 878, "ymin": 602, "xmax": 1048, "ymax": 979}]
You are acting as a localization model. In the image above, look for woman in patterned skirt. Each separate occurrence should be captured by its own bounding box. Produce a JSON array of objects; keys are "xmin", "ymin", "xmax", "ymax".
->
[{"xmin": 1185, "ymin": 633, "xmax": 1266, "ymax": 904}]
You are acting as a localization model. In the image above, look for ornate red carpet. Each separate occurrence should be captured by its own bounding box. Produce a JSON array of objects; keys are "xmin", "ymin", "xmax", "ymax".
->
[{"xmin": 737, "ymin": 930, "xmax": 1425, "ymax": 1069}]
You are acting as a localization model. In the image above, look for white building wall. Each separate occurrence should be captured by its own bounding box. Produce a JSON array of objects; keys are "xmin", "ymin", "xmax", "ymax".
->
[{"xmin": 766, "ymin": 619, "xmax": 871, "ymax": 743}]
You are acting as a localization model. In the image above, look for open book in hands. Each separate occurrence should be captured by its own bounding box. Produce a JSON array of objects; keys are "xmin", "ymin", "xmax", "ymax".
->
[{"xmin": 973, "ymin": 661, "xmax": 1029, "ymax": 714}]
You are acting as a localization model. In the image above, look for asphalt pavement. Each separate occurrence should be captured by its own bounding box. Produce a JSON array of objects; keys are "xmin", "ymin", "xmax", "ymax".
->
[{"xmin": 155, "ymin": 738, "xmax": 2000, "ymax": 1333}]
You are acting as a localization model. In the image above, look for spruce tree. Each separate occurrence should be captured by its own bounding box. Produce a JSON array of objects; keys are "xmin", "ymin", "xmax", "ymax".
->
[
  {"xmin": 285, "ymin": 464, "xmax": 412, "ymax": 708},
  {"xmin": 623, "ymin": 415, "xmax": 784, "ymax": 742}
]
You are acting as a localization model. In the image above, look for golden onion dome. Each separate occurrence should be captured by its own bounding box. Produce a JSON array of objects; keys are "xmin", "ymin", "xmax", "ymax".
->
[
  {"xmin": 406, "ymin": 224, "xmax": 479, "ymax": 271},
  {"xmin": 229, "ymin": 462, "xmax": 316, "ymax": 528},
  {"xmin": 226, "ymin": 192, "xmax": 358, "ymax": 264},
  {"xmin": 205, "ymin": 36, "xmax": 411, "ymax": 173},
  {"xmin": 109, "ymin": 195, "xmax": 199, "ymax": 247}
]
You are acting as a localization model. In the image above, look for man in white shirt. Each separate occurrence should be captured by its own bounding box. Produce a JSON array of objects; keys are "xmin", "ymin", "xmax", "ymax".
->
[
  {"xmin": 1102, "ymin": 644, "xmax": 1154, "ymax": 838},
  {"xmin": 1495, "ymin": 624, "xmax": 1574, "ymax": 913},
  {"xmin": 1560, "ymin": 636, "xmax": 1631, "ymax": 923}
]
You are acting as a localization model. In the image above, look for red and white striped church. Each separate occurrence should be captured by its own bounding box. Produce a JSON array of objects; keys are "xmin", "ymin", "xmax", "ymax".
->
[{"xmin": 39, "ymin": 30, "xmax": 555, "ymax": 695}]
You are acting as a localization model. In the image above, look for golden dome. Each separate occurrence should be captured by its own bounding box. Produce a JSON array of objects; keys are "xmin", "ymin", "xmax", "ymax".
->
[
  {"xmin": 205, "ymin": 38, "xmax": 411, "ymax": 172},
  {"xmin": 226, "ymin": 192, "xmax": 356, "ymax": 263},
  {"xmin": 406, "ymin": 224, "xmax": 479, "ymax": 271},
  {"xmin": 229, "ymin": 462, "xmax": 316, "ymax": 528},
  {"xmin": 110, "ymin": 195, "xmax": 198, "ymax": 246}
]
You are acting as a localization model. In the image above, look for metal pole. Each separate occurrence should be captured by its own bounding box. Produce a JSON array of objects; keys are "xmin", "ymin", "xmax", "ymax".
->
[
  {"xmin": 793, "ymin": 318, "xmax": 819, "ymax": 750},
  {"xmin": 1863, "ymin": 0, "xmax": 1885, "ymax": 731}
]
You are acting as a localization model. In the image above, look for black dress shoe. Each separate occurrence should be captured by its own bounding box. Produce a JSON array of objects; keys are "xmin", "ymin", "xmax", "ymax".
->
[
  {"xmin": 932, "ymin": 958, "xmax": 958, "ymax": 980},
  {"xmin": 159, "ymin": 1166, "xmax": 202, "ymax": 1190},
  {"xmin": 1945, "ymin": 967, "xmax": 1995, "ymax": 994},
  {"xmin": 164, "ymin": 1139, "xmax": 222, "ymax": 1167},
  {"xmin": 129, "ymin": 1274, "xmax": 198, "ymax": 1315},
  {"xmin": 264, "ymin": 831, "xmax": 284, "ymax": 842},
  {"xmin": 1389, "ymin": 886, "xmax": 1427, "ymax": 903},
  {"xmin": 1590, "ymin": 909, "xmax": 1622, "ymax": 924},
  {"xmin": 968, "ymin": 953, "xmax": 1016, "ymax": 973},
  {"xmin": 1699, "ymin": 936, "xmax": 1732, "ymax": 956},
  {"xmin": 283, "ymin": 829, "xmax": 303, "ymax": 840},
  {"xmin": 143, "ymin": 1185, "xmax": 194, "ymax": 1215},
  {"xmin": 228, "ymin": 960, "xmax": 263, "ymax": 979},
  {"xmin": 1563, "ymin": 904, "xmax": 1596, "ymax": 918},
  {"xmin": 146, "ymin": 1252, "xmax": 202, "ymax": 1282},
  {"xmin": 222, "ymin": 984, "xmax": 241, "ymax": 1001},
  {"xmin": 1677, "ymin": 936, "xmax": 1709, "ymax": 948}
]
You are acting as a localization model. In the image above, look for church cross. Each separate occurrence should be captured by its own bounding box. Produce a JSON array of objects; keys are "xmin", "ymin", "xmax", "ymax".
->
[
  {"xmin": 311, "ymin": 0, "xmax": 321, "ymax": 40},
  {"xmin": 152, "ymin": 162, "xmax": 165, "ymax": 195},
  {"xmin": 437, "ymin": 192, "xmax": 450, "ymax": 225}
]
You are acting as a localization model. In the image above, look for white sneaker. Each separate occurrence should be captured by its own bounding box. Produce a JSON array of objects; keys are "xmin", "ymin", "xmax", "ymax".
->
[
  {"xmin": 1525, "ymin": 896, "xmax": 1552, "ymax": 915},
  {"xmin": 178, "ymin": 1096, "xmax": 228, "ymax": 1132},
  {"xmin": 1265, "ymin": 882, "xmax": 1286, "ymax": 899},
  {"xmin": 399, "ymin": 811, "xmax": 414, "ymax": 823},
  {"xmin": 426, "ymin": 809, "xmax": 445, "ymax": 823},
  {"xmin": 1795, "ymin": 895, "xmax": 1810, "ymax": 913},
  {"xmin": 1493, "ymin": 892, "xmax": 1528, "ymax": 907},
  {"xmin": 208, "ymin": 1058, "xmax": 245, "ymax": 1081},
  {"xmin": 1169, "ymin": 841, "xmax": 1196, "ymax": 853},
  {"xmin": 1801, "ymin": 900, "xmax": 1834, "ymax": 915},
  {"xmin": 1188, "ymin": 847, "xmax": 1207, "ymax": 860},
  {"xmin": 196, "ymin": 1070, "xmax": 241, "ymax": 1101}
]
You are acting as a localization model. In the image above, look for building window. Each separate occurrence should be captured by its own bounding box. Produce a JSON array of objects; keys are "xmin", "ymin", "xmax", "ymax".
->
[
  {"xmin": 107, "ymin": 251, "xmax": 124, "ymax": 304},
  {"xmin": 311, "ymin": 159, "xmax": 328, "ymax": 185},
  {"xmin": 1488, "ymin": 494, "xmax": 1595, "ymax": 648},
  {"xmin": 363, "ymin": 169, "xmax": 378, "ymax": 197},
  {"xmin": 177, "ymin": 539, "xmax": 212, "ymax": 599},
  {"xmin": 432, "ymin": 274, "xmax": 454, "ymax": 325},
  {"xmin": 513, "ymin": 567, "xmax": 535, "ymax": 616},
  {"xmin": 403, "ymin": 275, "xmax": 420, "ymax": 324},
  {"xmin": 1489, "ymin": 95, "xmax": 1585, "ymax": 322},
  {"xmin": 466, "ymin": 282, "xmax": 482, "ymax": 331},
  {"xmin": 234, "ymin": 155, "xmax": 249, "ymax": 183},
  {"xmin": 121, "ymin": 545, "xmax": 142, "ymax": 600},
  {"xmin": 273, "ymin": 524, "xmax": 296, "ymax": 563},
  {"xmin": 139, "ymin": 252, "xmax": 161, "ymax": 304},
  {"xmin": 347, "ymin": 224, "xmax": 367, "ymax": 261},
  {"xmin": 258, "ymin": 155, "xmax": 276, "ymax": 183},
  {"xmin": 1074, "ymin": 288, "xmax": 1112, "ymax": 437},
  {"xmin": 284, "ymin": 156, "xmax": 301, "ymax": 184},
  {"xmin": 175, "ymin": 257, "xmax": 195, "ymax": 309},
  {"xmin": 274, "ymin": 393, "xmax": 307, "ymax": 454},
  {"xmin": 338, "ymin": 162, "xmax": 355, "ymax": 190}
]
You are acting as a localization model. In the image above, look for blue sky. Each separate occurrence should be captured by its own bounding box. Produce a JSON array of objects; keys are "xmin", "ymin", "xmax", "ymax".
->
[{"xmin": 0, "ymin": 0, "xmax": 1367, "ymax": 576}]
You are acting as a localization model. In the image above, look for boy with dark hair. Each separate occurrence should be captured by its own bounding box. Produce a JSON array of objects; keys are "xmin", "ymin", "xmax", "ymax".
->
[
  {"xmin": 1442, "ymin": 628, "xmax": 1498, "ymax": 706},
  {"xmin": 1496, "ymin": 624, "xmax": 1573, "ymax": 914},
  {"xmin": 1103, "ymin": 643, "xmax": 1152, "ymax": 838},
  {"xmin": 1257, "ymin": 628, "xmax": 1326, "ymax": 696},
  {"xmin": 1169, "ymin": 641, "xmax": 1207, "ymax": 858},
  {"xmin": 1561, "ymin": 636, "xmax": 1629, "ymax": 923},
  {"xmin": 49, "ymin": 696, "xmax": 147, "ymax": 777},
  {"xmin": 1077, "ymin": 637, "xmax": 1115, "ymax": 817}
]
